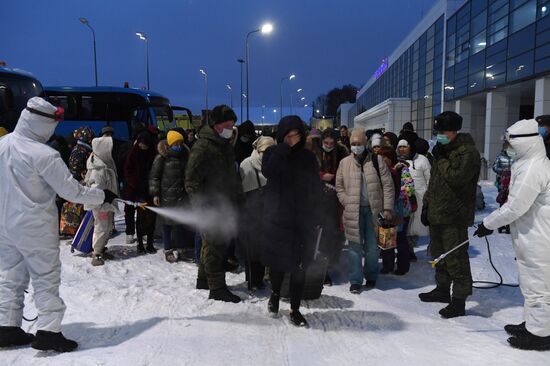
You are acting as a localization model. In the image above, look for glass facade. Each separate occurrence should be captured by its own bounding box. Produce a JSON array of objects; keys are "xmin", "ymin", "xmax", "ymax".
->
[
  {"xmin": 356, "ymin": 16, "xmax": 445, "ymax": 137},
  {"xmin": 445, "ymin": 0, "xmax": 550, "ymax": 101}
]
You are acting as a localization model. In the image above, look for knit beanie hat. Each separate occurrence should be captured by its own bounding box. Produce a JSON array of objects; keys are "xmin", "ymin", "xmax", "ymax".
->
[
  {"xmin": 209, "ymin": 105, "xmax": 237, "ymax": 127},
  {"xmin": 167, "ymin": 130, "xmax": 184, "ymax": 146},
  {"xmin": 73, "ymin": 126, "xmax": 95, "ymax": 144}
]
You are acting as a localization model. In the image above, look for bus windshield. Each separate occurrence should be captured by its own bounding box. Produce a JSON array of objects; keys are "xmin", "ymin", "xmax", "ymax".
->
[{"xmin": 0, "ymin": 71, "xmax": 44, "ymax": 131}]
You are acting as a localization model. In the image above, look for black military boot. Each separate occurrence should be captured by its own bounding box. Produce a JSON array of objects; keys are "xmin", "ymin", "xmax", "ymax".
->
[
  {"xmin": 508, "ymin": 330, "xmax": 550, "ymax": 351},
  {"xmin": 289, "ymin": 310, "xmax": 308, "ymax": 327},
  {"xmin": 209, "ymin": 287, "xmax": 241, "ymax": 303},
  {"xmin": 419, "ymin": 287, "xmax": 451, "ymax": 303},
  {"xmin": 0, "ymin": 326, "xmax": 34, "ymax": 348},
  {"xmin": 268, "ymin": 293, "xmax": 280, "ymax": 315},
  {"xmin": 504, "ymin": 322, "xmax": 527, "ymax": 337},
  {"xmin": 145, "ymin": 238, "xmax": 157, "ymax": 254},
  {"xmin": 439, "ymin": 297, "xmax": 466, "ymax": 319},
  {"xmin": 31, "ymin": 330, "xmax": 78, "ymax": 353},
  {"xmin": 196, "ymin": 278, "xmax": 209, "ymax": 290},
  {"xmin": 136, "ymin": 239, "xmax": 146, "ymax": 254}
]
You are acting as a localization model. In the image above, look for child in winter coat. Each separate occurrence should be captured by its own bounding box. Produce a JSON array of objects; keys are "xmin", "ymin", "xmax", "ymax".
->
[
  {"xmin": 150, "ymin": 130, "xmax": 190, "ymax": 262},
  {"xmin": 84, "ymin": 136, "xmax": 120, "ymax": 266}
]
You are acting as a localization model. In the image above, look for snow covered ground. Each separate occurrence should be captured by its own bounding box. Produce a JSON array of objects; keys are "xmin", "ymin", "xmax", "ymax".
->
[{"xmin": 4, "ymin": 183, "xmax": 550, "ymax": 365}]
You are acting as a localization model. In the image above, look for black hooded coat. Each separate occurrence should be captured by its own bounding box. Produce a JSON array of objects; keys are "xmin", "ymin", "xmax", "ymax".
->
[{"xmin": 261, "ymin": 116, "xmax": 322, "ymax": 272}]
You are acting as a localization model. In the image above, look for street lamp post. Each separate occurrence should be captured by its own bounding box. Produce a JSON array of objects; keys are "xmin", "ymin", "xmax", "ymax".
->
[
  {"xmin": 272, "ymin": 109, "xmax": 277, "ymax": 123},
  {"xmin": 237, "ymin": 59, "xmax": 244, "ymax": 121},
  {"xmin": 135, "ymin": 32, "xmax": 150, "ymax": 90},
  {"xmin": 79, "ymin": 17, "xmax": 98, "ymax": 86},
  {"xmin": 245, "ymin": 23, "xmax": 273, "ymax": 121},
  {"xmin": 279, "ymin": 74, "xmax": 295, "ymax": 119},
  {"xmin": 200, "ymin": 69, "xmax": 208, "ymax": 125},
  {"xmin": 226, "ymin": 84, "xmax": 233, "ymax": 108}
]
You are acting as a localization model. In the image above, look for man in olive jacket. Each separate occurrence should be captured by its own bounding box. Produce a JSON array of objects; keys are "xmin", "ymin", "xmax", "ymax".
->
[
  {"xmin": 185, "ymin": 105, "xmax": 242, "ymax": 303},
  {"xmin": 419, "ymin": 111, "xmax": 481, "ymax": 319}
]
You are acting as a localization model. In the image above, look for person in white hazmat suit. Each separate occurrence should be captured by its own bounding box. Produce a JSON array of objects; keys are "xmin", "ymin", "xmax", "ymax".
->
[
  {"xmin": 84, "ymin": 136, "xmax": 120, "ymax": 266},
  {"xmin": 475, "ymin": 118, "xmax": 550, "ymax": 351},
  {"xmin": 0, "ymin": 97, "xmax": 117, "ymax": 352}
]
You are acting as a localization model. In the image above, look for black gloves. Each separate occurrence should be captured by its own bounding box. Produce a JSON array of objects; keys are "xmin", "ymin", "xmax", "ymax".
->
[
  {"xmin": 103, "ymin": 189, "xmax": 118, "ymax": 204},
  {"xmin": 421, "ymin": 206, "xmax": 429, "ymax": 227},
  {"xmin": 474, "ymin": 223, "xmax": 493, "ymax": 237},
  {"xmin": 431, "ymin": 143, "xmax": 446, "ymax": 160}
]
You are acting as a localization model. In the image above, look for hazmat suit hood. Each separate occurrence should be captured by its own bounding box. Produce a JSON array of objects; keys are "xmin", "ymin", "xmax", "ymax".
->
[
  {"xmin": 506, "ymin": 119, "xmax": 546, "ymax": 160},
  {"xmin": 14, "ymin": 97, "xmax": 59, "ymax": 144}
]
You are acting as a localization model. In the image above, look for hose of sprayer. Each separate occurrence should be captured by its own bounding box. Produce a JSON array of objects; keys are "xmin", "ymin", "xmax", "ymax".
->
[{"xmin": 472, "ymin": 236, "xmax": 519, "ymax": 289}]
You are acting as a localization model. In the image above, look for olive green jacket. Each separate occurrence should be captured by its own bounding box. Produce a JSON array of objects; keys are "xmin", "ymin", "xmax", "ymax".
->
[
  {"xmin": 424, "ymin": 133, "xmax": 481, "ymax": 226},
  {"xmin": 184, "ymin": 125, "xmax": 242, "ymax": 208}
]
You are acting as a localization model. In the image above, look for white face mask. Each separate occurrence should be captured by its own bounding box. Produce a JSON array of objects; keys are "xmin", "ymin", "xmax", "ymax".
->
[
  {"xmin": 323, "ymin": 144, "xmax": 334, "ymax": 153},
  {"xmin": 219, "ymin": 128, "xmax": 233, "ymax": 139},
  {"xmin": 351, "ymin": 145, "xmax": 365, "ymax": 155}
]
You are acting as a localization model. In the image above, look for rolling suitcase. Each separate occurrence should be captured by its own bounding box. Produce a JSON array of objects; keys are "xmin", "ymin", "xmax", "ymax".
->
[
  {"xmin": 71, "ymin": 211, "xmax": 94, "ymax": 254},
  {"xmin": 281, "ymin": 227, "xmax": 328, "ymax": 300}
]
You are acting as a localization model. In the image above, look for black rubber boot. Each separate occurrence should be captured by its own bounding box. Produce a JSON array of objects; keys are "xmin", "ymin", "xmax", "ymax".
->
[
  {"xmin": 209, "ymin": 287, "xmax": 241, "ymax": 303},
  {"xmin": 196, "ymin": 278, "xmax": 209, "ymax": 290},
  {"xmin": 439, "ymin": 297, "xmax": 466, "ymax": 319},
  {"xmin": 268, "ymin": 293, "xmax": 280, "ymax": 315},
  {"xmin": 145, "ymin": 241, "xmax": 157, "ymax": 254},
  {"xmin": 31, "ymin": 331, "xmax": 78, "ymax": 353},
  {"xmin": 508, "ymin": 330, "xmax": 550, "ymax": 351},
  {"xmin": 136, "ymin": 242, "xmax": 146, "ymax": 254},
  {"xmin": 505, "ymin": 322, "xmax": 527, "ymax": 337},
  {"xmin": 419, "ymin": 287, "xmax": 451, "ymax": 303},
  {"xmin": 290, "ymin": 310, "xmax": 308, "ymax": 327},
  {"xmin": 349, "ymin": 284, "xmax": 362, "ymax": 294},
  {"xmin": 0, "ymin": 326, "xmax": 34, "ymax": 348}
]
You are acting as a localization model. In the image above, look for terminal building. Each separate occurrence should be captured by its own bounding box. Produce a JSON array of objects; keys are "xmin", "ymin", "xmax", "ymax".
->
[{"xmin": 349, "ymin": 0, "xmax": 550, "ymax": 178}]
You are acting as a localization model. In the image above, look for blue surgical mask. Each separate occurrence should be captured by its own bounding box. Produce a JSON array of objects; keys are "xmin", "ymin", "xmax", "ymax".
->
[
  {"xmin": 539, "ymin": 126, "xmax": 549, "ymax": 138},
  {"xmin": 506, "ymin": 147, "xmax": 517, "ymax": 158},
  {"xmin": 170, "ymin": 145, "xmax": 183, "ymax": 153},
  {"xmin": 436, "ymin": 134, "xmax": 450, "ymax": 145}
]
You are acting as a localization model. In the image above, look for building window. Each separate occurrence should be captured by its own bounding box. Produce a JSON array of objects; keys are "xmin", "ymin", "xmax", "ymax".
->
[
  {"xmin": 508, "ymin": 24, "xmax": 536, "ymax": 57},
  {"xmin": 471, "ymin": 10, "xmax": 488, "ymax": 35},
  {"xmin": 471, "ymin": 31, "xmax": 487, "ymax": 54},
  {"xmin": 507, "ymin": 50, "xmax": 534, "ymax": 81},
  {"xmin": 510, "ymin": 0, "xmax": 537, "ymax": 33}
]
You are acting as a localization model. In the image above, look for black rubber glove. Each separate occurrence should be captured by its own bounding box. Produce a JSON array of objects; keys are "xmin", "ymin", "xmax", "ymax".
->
[
  {"xmin": 431, "ymin": 143, "xmax": 446, "ymax": 160},
  {"xmin": 421, "ymin": 205, "xmax": 429, "ymax": 227},
  {"xmin": 474, "ymin": 222, "xmax": 494, "ymax": 237},
  {"xmin": 103, "ymin": 189, "xmax": 118, "ymax": 204}
]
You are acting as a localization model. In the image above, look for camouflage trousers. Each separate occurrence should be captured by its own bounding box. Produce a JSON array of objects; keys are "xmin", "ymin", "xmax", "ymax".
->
[{"xmin": 429, "ymin": 224, "xmax": 472, "ymax": 300}]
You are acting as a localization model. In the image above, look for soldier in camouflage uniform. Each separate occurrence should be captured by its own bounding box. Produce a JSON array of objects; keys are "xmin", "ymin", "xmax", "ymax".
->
[
  {"xmin": 185, "ymin": 105, "xmax": 243, "ymax": 303},
  {"xmin": 419, "ymin": 111, "xmax": 481, "ymax": 319}
]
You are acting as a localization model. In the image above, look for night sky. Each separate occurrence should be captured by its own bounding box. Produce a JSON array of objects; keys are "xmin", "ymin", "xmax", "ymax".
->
[{"xmin": 1, "ymin": 0, "xmax": 437, "ymax": 122}]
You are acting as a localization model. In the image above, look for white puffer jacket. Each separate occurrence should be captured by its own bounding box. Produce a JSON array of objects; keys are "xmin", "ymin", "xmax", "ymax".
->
[
  {"xmin": 406, "ymin": 153, "xmax": 431, "ymax": 236},
  {"xmin": 483, "ymin": 119, "xmax": 550, "ymax": 337},
  {"xmin": 84, "ymin": 137, "xmax": 119, "ymax": 212}
]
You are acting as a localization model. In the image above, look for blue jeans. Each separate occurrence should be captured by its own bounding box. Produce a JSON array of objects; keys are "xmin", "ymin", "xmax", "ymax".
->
[
  {"xmin": 194, "ymin": 231, "xmax": 202, "ymax": 262},
  {"xmin": 348, "ymin": 206, "xmax": 378, "ymax": 285},
  {"xmin": 162, "ymin": 225, "xmax": 184, "ymax": 251}
]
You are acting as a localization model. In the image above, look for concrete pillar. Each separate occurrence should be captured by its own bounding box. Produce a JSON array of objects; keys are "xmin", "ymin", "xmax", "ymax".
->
[
  {"xmin": 485, "ymin": 91, "xmax": 508, "ymax": 181},
  {"xmin": 506, "ymin": 96, "xmax": 521, "ymax": 127},
  {"xmin": 455, "ymin": 99, "xmax": 473, "ymax": 134},
  {"xmin": 534, "ymin": 77, "xmax": 550, "ymax": 117}
]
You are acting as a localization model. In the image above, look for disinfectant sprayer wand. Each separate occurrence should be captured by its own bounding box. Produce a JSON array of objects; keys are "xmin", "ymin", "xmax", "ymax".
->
[
  {"xmin": 429, "ymin": 239, "xmax": 470, "ymax": 268},
  {"xmin": 115, "ymin": 199, "xmax": 148, "ymax": 210}
]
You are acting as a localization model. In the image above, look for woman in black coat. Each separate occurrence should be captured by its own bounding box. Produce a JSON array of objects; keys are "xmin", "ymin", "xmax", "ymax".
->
[{"xmin": 261, "ymin": 115, "xmax": 322, "ymax": 327}]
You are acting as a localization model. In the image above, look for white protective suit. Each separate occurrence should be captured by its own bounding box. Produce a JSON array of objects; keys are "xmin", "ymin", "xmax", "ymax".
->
[
  {"xmin": 483, "ymin": 119, "xmax": 550, "ymax": 337},
  {"xmin": 406, "ymin": 153, "xmax": 431, "ymax": 237},
  {"xmin": 0, "ymin": 97, "xmax": 105, "ymax": 332}
]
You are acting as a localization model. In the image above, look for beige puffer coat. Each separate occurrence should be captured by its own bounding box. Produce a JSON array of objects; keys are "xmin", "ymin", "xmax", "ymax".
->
[{"xmin": 336, "ymin": 153, "xmax": 395, "ymax": 243}]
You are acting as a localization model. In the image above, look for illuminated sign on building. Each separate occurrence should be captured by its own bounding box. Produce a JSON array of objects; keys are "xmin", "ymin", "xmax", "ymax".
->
[{"xmin": 374, "ymin": 58, "xmax": 389, "ymax": 80}]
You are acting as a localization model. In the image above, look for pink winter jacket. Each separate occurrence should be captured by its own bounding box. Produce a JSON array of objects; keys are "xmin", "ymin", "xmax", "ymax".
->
[{"xmin": 335, "ymin": 154, "xmax": 395, "ymax": 243}]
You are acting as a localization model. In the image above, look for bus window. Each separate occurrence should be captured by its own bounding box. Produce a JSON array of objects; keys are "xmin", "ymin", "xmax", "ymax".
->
[{"xmin": 151, "ymin": 105, "xmax": 174, "ymax": 131}]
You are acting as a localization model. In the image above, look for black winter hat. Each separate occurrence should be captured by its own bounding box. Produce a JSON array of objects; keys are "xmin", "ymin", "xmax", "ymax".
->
[
  {"xmin": 402, "ymin": 122, "xmax": 414, "ymax": 132},
  {"xmin": 415, "ymin": 138, "xmax": 430, "ymax": 155},
  {"xmin": 434, "ymin": 111, "xmax": 463, "ymax": 132},
  {"xmin": 535, "ymin": 115, "xmax": 550, "ymax": 127},
  {"xmin": 383, "ymin": 132, "xmax": 398, "ymax": 149},
  {"xmin": 209, "ymin": 105, "xmax": 237, "ymax": 127}
]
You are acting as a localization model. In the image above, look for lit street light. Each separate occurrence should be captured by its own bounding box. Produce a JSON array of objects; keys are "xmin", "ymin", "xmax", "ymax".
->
[
  {"xmin": 79, "ymin": 17, "xmax": 98, "ymax": 86},
  {"xmin": 245, "ymin": 22, "xmax": 273, "ymax": 121},
  {"xmin": 290, "ymin": 87, "xmax": 303, "ymax": 114},
  {"xmin": 226, "ymin": 84, "xmax": 233, "ymax": 108},
  {"xmin": 200, "ymin": 69, "xmax": 208, "ymax": 125},
  {"xmin": 280, "ymin": 74, "xmax": 295, "ymax": 119},
  {"xmin": 272, "ymin": 108, "xmax": 277, "ymax": 123},
  {"xmin": 135, "ymin": 32, "xmax": 150, "ymax": 89}
]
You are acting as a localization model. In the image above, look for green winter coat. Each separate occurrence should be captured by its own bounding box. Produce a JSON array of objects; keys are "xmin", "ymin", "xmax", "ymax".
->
[
  {"xmin": 184, "ymin": 125, "xmax": 242, "ymax": 208},
  {"xmin": 424, "ymin": 133, "xmax": 481, "ymax": 226},
  {"xmin": 149, "ymin": 139, "xmax": 189, "ymax": 208}
]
